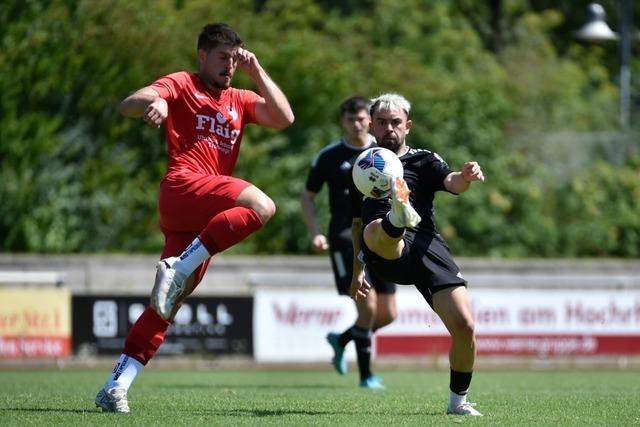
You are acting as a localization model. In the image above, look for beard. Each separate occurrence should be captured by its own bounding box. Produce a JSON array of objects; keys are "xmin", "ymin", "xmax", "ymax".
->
[
  {"xmin": 212, "ymin": 80, "xmax": 231, "ymax": 90},
  {"xmin": 212, "ymin": 72, "xmax": 232, "ymax": 90},
  {"xmin": 378, "ymin": 137, "xmax": 402, "ymax": 154},
  {"xmin": 199, "ymin": 71, "xmax": 231, "ymax": 91}
]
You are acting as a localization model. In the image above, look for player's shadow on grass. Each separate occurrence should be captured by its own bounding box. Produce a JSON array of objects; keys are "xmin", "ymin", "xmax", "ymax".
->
[
  {"xmin": 159, "ymin": 383, "xmax": 344, "ymax": 390},
  {"xmin": 202, "ymin": 409, "xmax": 350, "ymax": 417},
  {"xmin": 1, "ymin": 408, "xmax": 91, "ymax": 414},
  {"xmin": 195, "ymin": 409, "xmax": 442, "ymax": 417}
]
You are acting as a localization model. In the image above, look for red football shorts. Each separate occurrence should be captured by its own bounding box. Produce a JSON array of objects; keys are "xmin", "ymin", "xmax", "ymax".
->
[{"xmin": 158, "ymin": 172, "xmax": 252, "ymax": 285}]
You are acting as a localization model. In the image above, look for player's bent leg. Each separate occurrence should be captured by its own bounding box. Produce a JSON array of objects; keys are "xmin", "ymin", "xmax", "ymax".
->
[
  {"xmin": 362, "ymin": 178, "xmax": 419, "ymax": 260},
  {"xmin": 199, "ymin": 207, "xmax": 264, "ymax": 255},
  {"xmin": 235, "ymin": 185, "xmax": 276, "ymax": 224},
  {"xmin": 363, "ymin": 219, "xmax": 405, "ymax": 260},
  {"xmin": 151, "ymin": 258, "xmax": 192, "ymax": 320}
]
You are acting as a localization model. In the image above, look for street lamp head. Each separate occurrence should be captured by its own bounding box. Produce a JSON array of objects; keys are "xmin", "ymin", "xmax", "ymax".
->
[{"xmin": 575, "ymin": 3, "xmax": 619, "ymax": 42}]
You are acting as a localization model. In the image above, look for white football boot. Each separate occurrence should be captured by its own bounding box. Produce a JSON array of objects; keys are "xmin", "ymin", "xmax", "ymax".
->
[
  {"xmin": 447, "ymin": 401, "xmax": 483, "ymax": 416},
  {"xmin": 390, "ymin": 177, "xmax": 421, "ymax": 228},
  {"xmin": 95, "ymin": 387, "xmax": 130, "ymax": 413},
  {"xmin": 151, "ymin": 256, "xmax": 186, "ymax": 320}
]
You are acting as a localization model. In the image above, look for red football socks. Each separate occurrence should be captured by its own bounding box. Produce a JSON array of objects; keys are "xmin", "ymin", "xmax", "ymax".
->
[
  {"xmin": 198, "ymin": 206, "xmax": 264, "ymax": 254},
  {"xmin": 123, "ymin": 307, "xmax": 170, "ymax": 365}
]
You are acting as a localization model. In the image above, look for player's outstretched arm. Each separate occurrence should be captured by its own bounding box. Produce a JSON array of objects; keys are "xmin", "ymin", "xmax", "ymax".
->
[
  {"xmin": 119, "ymin": 87, "xmax": 168, "ymax": 128},
  {"xmin": 444, "ymin": 161, "xmax": 485, "ymax": 194},
  {"xmin": 235, "ymin": 48, "xmax": 294, "ymax": 129}
]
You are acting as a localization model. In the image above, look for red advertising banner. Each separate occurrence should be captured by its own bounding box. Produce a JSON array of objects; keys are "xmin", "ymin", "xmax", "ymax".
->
[{"xmin": 377, "ymin": 335, "xmax": 640, "ymax": 356}]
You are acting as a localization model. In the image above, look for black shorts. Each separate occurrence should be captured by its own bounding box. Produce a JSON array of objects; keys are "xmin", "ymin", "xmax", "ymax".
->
[
  {"xmin": 329, "ymin": 240, "xmax": 396, "ymax": 296},
  {"xmin": 361, "ymin": 231, "xmax": 466, "ymax": 307}
]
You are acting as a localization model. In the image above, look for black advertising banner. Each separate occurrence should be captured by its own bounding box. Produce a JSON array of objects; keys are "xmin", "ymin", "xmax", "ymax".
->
[{"xmin": 72, "ymin": 296, "xmax": 253, "ymax": 356}]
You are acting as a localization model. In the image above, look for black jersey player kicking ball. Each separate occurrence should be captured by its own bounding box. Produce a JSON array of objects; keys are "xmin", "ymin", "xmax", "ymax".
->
[{"xmin": 350, "ymin": 93, "xmax": 485, "ymax": 416}]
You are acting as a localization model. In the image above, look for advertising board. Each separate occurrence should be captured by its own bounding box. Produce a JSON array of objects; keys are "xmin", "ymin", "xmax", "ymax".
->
[
  {"xmin": 378, "ymin": 288, "xmax": 640, "ymax": 356},
  {"xmin": 73, "ymin": 296, "xmax": 253, "ymax": 356},
  {"xmin": 253, "ymin": 290, "xmax": 357, "ymax": 362},
  {"xmin": 253, "ymin": 288, "xmax": 640, "ymax": 361},
  {"xmin": 0, "ymin": 288, "xmax": 71, "ymax": 358}
]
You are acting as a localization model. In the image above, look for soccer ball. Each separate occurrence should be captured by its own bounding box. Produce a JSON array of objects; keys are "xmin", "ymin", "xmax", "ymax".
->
[{"xmin": 352, "ymin": 147, "xmax": 403, "ymax": 199}]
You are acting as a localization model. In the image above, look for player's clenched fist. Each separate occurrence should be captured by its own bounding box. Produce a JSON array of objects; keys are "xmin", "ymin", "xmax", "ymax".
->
[
  {"xmin": 143, "ymin": 98, "xmax": 168, "ymax": 128},
  {"xmin": 461, "ymin": 161, "xmax": 485, "ymax": 183}
]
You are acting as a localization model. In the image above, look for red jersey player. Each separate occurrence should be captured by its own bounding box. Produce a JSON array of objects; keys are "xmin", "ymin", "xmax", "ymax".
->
[{"xmin": 95, "ymin": 23, "xmax": 294, "ymax": 413}]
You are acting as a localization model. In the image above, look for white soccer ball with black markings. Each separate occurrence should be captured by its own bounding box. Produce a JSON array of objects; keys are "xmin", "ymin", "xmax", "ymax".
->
[{"xmin": 352, "ymin": 147, "xmax": 403, "ymax": 199}]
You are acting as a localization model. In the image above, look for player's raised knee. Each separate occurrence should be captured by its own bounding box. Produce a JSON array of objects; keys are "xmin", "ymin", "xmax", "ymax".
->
[
  {"xmin": 252, "ymin": 195, "xmax": 276, "ymax": 223},
  {"xmin": 237, "ymin": 186, "xmax": 277, "ymax": 223}
]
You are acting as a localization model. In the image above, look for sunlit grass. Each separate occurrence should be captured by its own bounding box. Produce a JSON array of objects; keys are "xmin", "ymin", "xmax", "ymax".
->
[{"xmin": 0, "ymin": 369, "xmax": 638, "ymax": 426}]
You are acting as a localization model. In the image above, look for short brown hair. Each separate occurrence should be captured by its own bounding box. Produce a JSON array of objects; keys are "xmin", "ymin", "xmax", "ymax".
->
[
  {"xmin": 340, "ymin": 95, "xmax": 370, "ymax": 116},
  {"xmin": 197, "ymin": 23, "xmax": 244, "ymax": 51}
]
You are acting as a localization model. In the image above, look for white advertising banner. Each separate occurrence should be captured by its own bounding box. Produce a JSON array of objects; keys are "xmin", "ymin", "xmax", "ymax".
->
[
  {"xmin": 253, "ymin": 290, "xmax": 358, "ymax": 362},
  {"xmin": 254, "ymin": 288, "xmax": 640, "ymax": 361},
  {"xmin": 381, "ymin": 288, "xmax": 640, "ymax": 334},
  {"xmin": 376, "ymin": 288, "xmax": 640, "ymax": 356}
]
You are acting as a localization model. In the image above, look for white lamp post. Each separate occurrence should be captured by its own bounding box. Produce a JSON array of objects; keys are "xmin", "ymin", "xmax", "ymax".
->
[{"xmin": 575, "ymin": 2, "xmax": 632, "ymax": 129}]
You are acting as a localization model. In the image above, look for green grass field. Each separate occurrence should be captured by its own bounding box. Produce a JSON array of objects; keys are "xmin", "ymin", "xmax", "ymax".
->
[{"xmin": 0, "ymin": 369, "xmax": 638, "ymax": 426}]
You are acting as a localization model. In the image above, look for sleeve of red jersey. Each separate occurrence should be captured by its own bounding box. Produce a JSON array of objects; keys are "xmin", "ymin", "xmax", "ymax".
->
[
  {"xmin": 237, "ymin": 89, "xmax": 262, "ymax": 124},
  {"xmin": 149, "ymin": 72, "xmax": 188, "ymax": 101}
]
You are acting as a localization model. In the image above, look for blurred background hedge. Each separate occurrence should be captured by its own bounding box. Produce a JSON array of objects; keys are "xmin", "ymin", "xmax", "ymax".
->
[{"xmin": 1, "ymin": 0, "xmax": 638, "ymax": 257}]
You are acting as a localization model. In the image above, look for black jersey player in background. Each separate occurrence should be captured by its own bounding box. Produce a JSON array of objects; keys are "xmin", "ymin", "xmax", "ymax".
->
[
  {"xmin": 350, "ymin": 93, "xmax": 485, "ymax": 415},
  {"xmin": 301, "ymin": 96, "xmax": 397, "ymax": 389}
]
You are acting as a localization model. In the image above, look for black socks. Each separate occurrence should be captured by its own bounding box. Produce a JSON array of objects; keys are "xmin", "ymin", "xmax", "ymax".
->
[
  {"xmin": 351, "ymin": 326, "xmax": 373, "ymax": 380},
  {"xmin": 381, "ymin": 213, "xmax": 405, "ymax": 238},
  {"xmin": 450, "ymin": 370, "xmax": 473, "ymax": 395}
]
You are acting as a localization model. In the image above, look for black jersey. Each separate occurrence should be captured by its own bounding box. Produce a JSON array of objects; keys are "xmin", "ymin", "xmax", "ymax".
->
[
  {"xmin": 351, "ymin": 147, "xmax": 452, "ymax": 234},
  {"xmin": 305, "ymin": 137, "xmax": 376, "ymax": 238}
]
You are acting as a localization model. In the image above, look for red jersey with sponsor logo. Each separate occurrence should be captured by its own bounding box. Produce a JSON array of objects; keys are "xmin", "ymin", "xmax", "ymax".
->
[{"xmin": 150, "ymin": 71, "xmax": 261, "ymax": 176}]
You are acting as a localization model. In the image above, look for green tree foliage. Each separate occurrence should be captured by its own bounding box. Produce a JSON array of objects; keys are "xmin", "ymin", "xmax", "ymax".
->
[
  {"xmin": 1, "ymin": 0, "xmax": 638, "ymax": 257},
  {"xmin": 557, "ymin": 154, "xmax": 640, "ymax": 257}
]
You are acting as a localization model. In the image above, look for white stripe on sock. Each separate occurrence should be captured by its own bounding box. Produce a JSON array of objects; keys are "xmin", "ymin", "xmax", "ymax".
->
[
  {"xmin": 106, "ymin": 354, "xmax": 144, "ymax": 391},
  {"xmin": 174, "ymin": 237, "xmax": 210, "ymax": 276}
]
